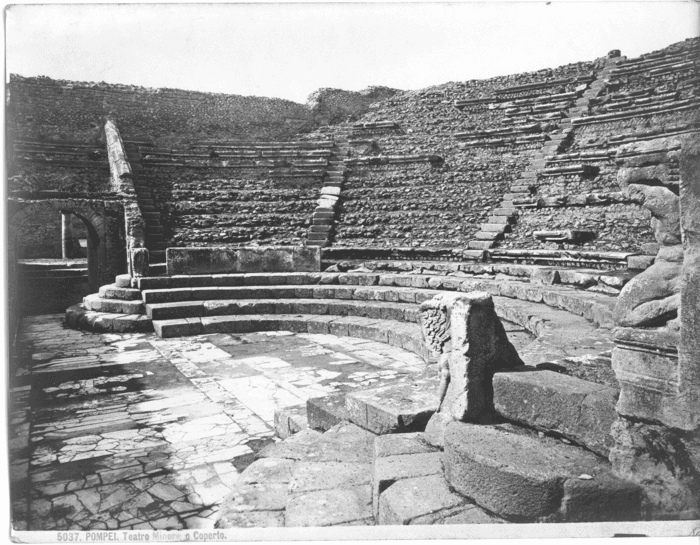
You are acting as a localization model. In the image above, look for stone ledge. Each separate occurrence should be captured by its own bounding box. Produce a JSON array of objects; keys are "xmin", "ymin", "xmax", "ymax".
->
[
  {"xmin": 443, "ymin": 421, "xmax": 643, "ymax": 522},
  {"xmin": 493, "ymin": 368, "xmax": 618, "ymax": 456}
]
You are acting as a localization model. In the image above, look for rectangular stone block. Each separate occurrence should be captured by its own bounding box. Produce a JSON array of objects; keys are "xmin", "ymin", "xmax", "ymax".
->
[
  {"xmin": 166, "ymin": 246, "xmax": 321, "ymax": 275},
  {"xmin": 307, "ymin": 393, "xmax": 349, "ymax": 432},
  {"xmin": 493, "ymin": 369, "xmax": 618, "ymax": 456},
  {"xmin": 345, "ymin": 381, "xmax": 439, "ymax": 435}
]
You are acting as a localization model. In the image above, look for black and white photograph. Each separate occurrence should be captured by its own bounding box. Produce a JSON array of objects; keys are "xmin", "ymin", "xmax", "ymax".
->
[{"xmin": 4, "ymin": 1, "xmax": 700, "ymax": 541}]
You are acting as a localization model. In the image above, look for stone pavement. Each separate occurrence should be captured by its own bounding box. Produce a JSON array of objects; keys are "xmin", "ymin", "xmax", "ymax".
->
[{"xmin": 10, "ymin": 314, "xmax": 534, "ymax": 531}]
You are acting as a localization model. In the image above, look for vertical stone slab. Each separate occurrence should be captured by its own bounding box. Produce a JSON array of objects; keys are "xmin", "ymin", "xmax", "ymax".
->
[
  {"xmin": 131, "ymin": 248, "xmax": 149, "ymax": 278},
  {"xmin": 293, "ymin": 246, "xmax": 321, "ymax": 272},
  {"xmin": 678, "ymin": 134, "xmax": 700, "ymax": 428},
  {"xmin": 420, "ymin": 292, "xmax": 522, "ymax": 445},
  {"xmin": 167, "ymin": 248, "xmax": 213, "ymax": 275}
]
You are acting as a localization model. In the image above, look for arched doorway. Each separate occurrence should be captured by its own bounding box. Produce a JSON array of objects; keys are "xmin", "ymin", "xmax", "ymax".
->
[{"xmin": 8, "ymin": 200, "xmax": 126, "ymax": 318}]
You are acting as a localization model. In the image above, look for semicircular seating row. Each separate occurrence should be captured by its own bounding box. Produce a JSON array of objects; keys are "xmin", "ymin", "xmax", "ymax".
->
[{"xmin": 66, "ymin": 268, "xmax": 619, "ymax": 369}]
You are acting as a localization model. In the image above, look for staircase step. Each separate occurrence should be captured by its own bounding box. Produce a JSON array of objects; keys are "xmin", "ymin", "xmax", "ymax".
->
[
  {"xmin": 474, "ymin": 231, "xmax": 503, "ymax": 241},
  {"xmin": 487, "ymin": 216, "xmax": 516, "ymax": 225},
  {"xmin": 468, "ymin": 240, "xmax": 496, "ymax": 250},
  {"xmin": 481, "ymin": 224, "xmax": 509, "ymax": 233},
  {"xmin": 142, "ymin": 211, "xmax": 160, "ymax": 219},
  {"xmin": 83, "ymin": 294, "xmax": 146, "ymax": 314},
  {"xmin": 443, "ymin": 422, "xmax": 642, "ymax": 522},
  {"xmin": 146, "ymin": 297, "xmax": 418, "ymax": 323},
  {"xmin": 503, "ymin": 192, "xmax": 530, "ymax": 201},
  {"xmin": 98, "ymin": 284, "xmax": 142, "ymax": 301},
  {"xmin": 492, "ymin": 208, "xmax": 517, "ymax": 217},
  {"xmin": 66, "ymin": 304, "xmax": 153, "ymax": 334},
  {"xmin": 492, "ymin": 368, "xmax": 617, "ymax": 457}
]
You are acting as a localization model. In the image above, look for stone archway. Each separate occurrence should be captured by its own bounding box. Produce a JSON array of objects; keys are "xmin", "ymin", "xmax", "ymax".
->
[{"xmin": 8, "ymin": 200, "xmax": 125, "ymax": 317}]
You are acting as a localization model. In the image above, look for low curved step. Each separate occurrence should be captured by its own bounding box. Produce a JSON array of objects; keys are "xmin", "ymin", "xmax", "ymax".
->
[
  {"xmin": 83, "ymin": 293, "xmax": 146, "ymax": 314},
  {"xmin": 153, "ymin": 314, "xmax": 430, "ymax": 360},
  {"xmin": 443, "ymin": 422, "xmax": 643, "ymax": 523},
  {"xmin": 66, "ymin": 304, "xmax": 153, "ymax": 333},
  {"xmin": 146, "ymin": 298, "xmax": 418, "ymax": 322},
  {"xmin": 98, "ymin": 283, "xmax": 142, "ymax": 301},
  {"xmin": 137, "ymin": 272, "xmax": 617, "ymax": 328}
]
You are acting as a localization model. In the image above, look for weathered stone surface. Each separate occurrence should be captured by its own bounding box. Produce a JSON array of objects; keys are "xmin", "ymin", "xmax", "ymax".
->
[
  {"xmin": 443, "ymin": 421, "xmax": 622, "ymax": 521},
  {"xmin": 420, "ymin": 292, "xmax": 522, "ymax": 428},
  {"xmin": 378, "ymin": 474, "xmax": 499, "ymax": 525},
  {"xmin": 678, "ymin": 133, "xmax": 700, "ymax": 429},
  {"xmin": 345, "ymin": 380, "xmax": 438, "ymax": 435},
  {"xmin": 131, "ymin": 248, "xmax": 149, "ymax": 277},
  {"xmin": 613, "ymin": 253, "xmax": 682, "ymax": 327},
  {"xmin": 216, "ymin": 510, "xmax": 284, "ymax": 528},
  {"xmin": 611, "ymin": 332, "xmax": 683, "ymax": 426},
  {"xmin": 625, "ymin": 184, "xmax": 681, "ymax": 245},
  {"xmin": 285, "ymin": 485, "xmax": 373, "ymax": 526},
  {"xmin": 610, "ymin": 419, "xmax": 700, "ymax": 520},
  {"xmin": 257, "ymin": 423, "xmax": 374, "ymax": 464},
  {"xmin": 492, "ymin": 368, "xmax": 618, "ymax": 456},
  {"xmin": 289, "ymin": 461, "xmax": 371, "ymax": 494},
  {"xmin": 274, "ymin": 404, "xmax": 308, "ymax": 439},
  {"xmin": 374, "ymin": 432, "xmax": 435, "ymax": 458},
  {"xmin": 167, "ymin": 246, "xmax": 321, "ymax": 275},
  {"xmin": 373, "ymin": 452, "xmax": 442, "ymax": 518},
  {"xmin": 306, "ymin": 393, "xmax": 349, "ymax": 432},
  {"xmin": 238, "ymin": 458, "xmax": 294, "ymax": 485}
]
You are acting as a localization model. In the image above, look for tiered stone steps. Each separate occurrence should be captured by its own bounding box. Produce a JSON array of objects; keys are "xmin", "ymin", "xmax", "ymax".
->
[
  {"xmin": 11, "ymin": 140, "xmax": 109, "ymax": 171},
  {"xmin": 67, "ymin": 269, "xmax": 620, "ymax": 374},
  {"xmin": 135, "ymin": 140, "xmax": 336, "ymax": 248}
]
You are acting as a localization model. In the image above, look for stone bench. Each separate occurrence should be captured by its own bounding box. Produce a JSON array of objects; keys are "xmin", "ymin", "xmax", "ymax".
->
[{"xmin": 571, "ymin": 99, "xmax": 699, "ymax": 126}]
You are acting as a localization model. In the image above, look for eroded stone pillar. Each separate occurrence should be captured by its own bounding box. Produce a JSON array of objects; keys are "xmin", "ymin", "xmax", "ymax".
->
[{"xmin": 420, "ymin": 291, "xmax": 522, "ymax": 446}]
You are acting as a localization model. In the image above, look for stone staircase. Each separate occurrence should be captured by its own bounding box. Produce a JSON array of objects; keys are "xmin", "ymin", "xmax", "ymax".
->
[{"xmin": 306, "ymin": 124, "xmax": 352, "ymax": 247}]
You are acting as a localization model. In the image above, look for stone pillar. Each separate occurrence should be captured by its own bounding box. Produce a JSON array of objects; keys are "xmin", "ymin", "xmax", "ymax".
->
[
  {"xmin": 608, "ymin": 134, "xmax": 700, "ymax": 520},
  {"xmin": 678, "ymin": 134, "xmax": 700, "ymax": 425},
  {"xmin": 420, "ymin": 292, "xmax": 522, "ymax": 446},
  {"xmin": 61, "ymin": 213, "xmax": 73, "ymax": 259}
]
